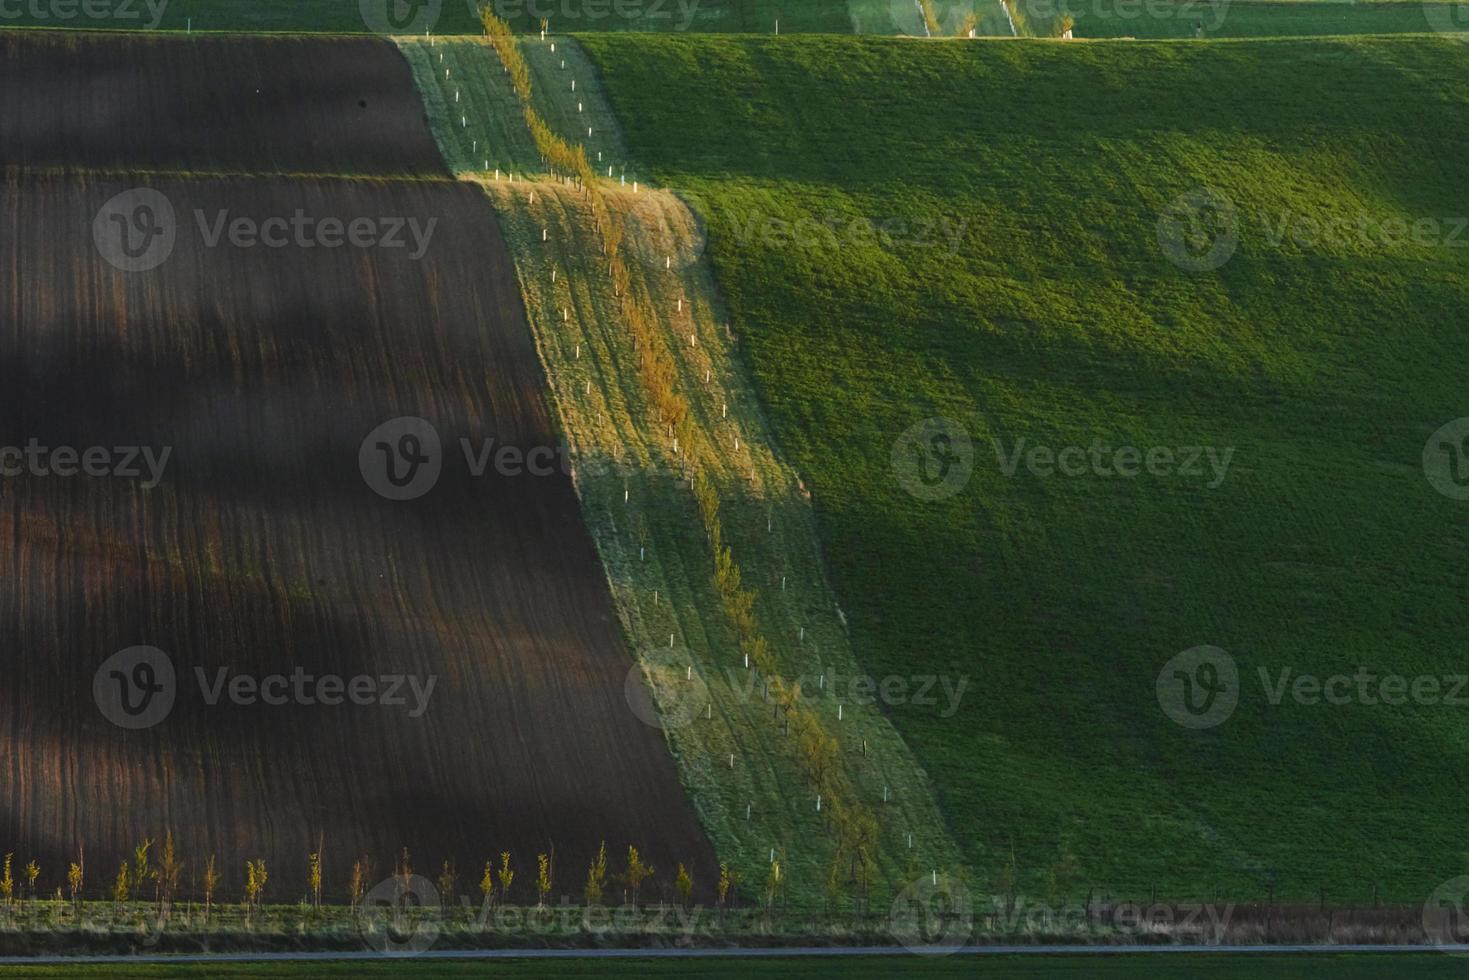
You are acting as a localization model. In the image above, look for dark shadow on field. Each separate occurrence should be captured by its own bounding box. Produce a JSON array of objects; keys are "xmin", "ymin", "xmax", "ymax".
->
[
  {"xmin": 0, "ymin": 174, "xmax": 717, "ymax": 900},
  {"xmin": 0, "ymin": 31, "xmax": 447, "ymax": 177}
]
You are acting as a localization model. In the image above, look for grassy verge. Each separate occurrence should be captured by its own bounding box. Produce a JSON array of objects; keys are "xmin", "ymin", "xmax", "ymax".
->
[
  {"xmin": 1052, "ymin": 1, "xmax": 1452, "ymax": 39},
  {"xmin": 12, "ymin": 952, "xmax": 1469, "ymax": 977}
]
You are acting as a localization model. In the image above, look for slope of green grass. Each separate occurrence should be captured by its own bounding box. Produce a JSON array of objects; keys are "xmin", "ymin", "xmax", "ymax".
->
[
  {"xmin": 579, "ymin": 32, "xmax": 1469, "ymax": 903},
  {"xmin": 1055, "ymin": 0, "xmax": 1454, "ymax": 39},
  {"xmin": 399, "ymin": 37, "xmax": 542, "ymax": 175}
]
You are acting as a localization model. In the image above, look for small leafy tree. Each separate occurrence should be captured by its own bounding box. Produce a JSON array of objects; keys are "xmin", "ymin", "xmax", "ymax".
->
[
  {"xmin": 622, "ymin": 846, "xmax": 653, "ymax": 907},
  {"xmin": 536, "ymin": 853, "xmax": 552, "ymax": 909},
  {"xmin": 583, "ymin": 841, "xmax": 607, "ymax": 906},
  {"xmin": 675, "ymin": 863, "xmax": 692, "ymax": 910},
  {"xmin": 995, "ymin": 848, "xmax": 1018, "ymax": 917},
  {"xmin": 717, "ymin": 862, "xmax": 730, "ymax": 912},
  {"xmin": 764, "ymin": 854, "xmax": 784, "ymax": 912},
  {"xmin": 113, "ymin": 862, "xmax": 130, "ymax": 904},
  {"xmin": 157, "ymin": 831, "xmax": 182, "ymax": 917},
  {"xmin": 395, "ymin": 848, "xmax": 412, "ymax": 905},
  {"xmin": 132, "ymin": 839, "xmax": 153, "ymax": 903},
  {"xmin": 244, "ymin": 859, "xmax": 268, "ymax": 911},
  {"xmin": 67, "ymin": 860, "xmax": 83, "ymax": 912},
  {"xmin": 824, "ymin": 855, "xmax": 843, "ymax": 913},
  {"xmin": 438, "ymin": 859, "xmax": 457, "ymax": 906},
  {"xmin": 24, "ymin": 861, "xmax": 38, "ymax": 907},
  {"xmin": 308, "ymin": 852, "xmax": 323, "ymax": 911},
  {"xmin": 0, "ymin": 854, "xmax": 13, "ymax": 909},
  {"xmin": 497, "ymin": 852, "xmax": 515, "ymax": 906},
  {"xmin": 480, "ymin": 860, "xmax": 495, "ymax": 908},
  {"xmin": 348, "ymin": 858, "xmax": 367, "ymax": 911},
  {"xmin": 203, "ymin": 856, "xmax": 219, "ymax": 923}
]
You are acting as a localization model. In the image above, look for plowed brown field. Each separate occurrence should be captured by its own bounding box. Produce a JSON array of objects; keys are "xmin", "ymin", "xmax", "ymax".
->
[
  {"xmin": 0, "ymin": 31, "xmax": 715, "ymax": 901},
  {"xmin": 0, "ymin": 32, "xmax": 446, "ymax": 176}
]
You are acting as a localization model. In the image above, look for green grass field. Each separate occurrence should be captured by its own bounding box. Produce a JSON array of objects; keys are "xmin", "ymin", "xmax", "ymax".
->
[
  {"xmin": 0, "ymin": 0, "xmax": 1458, "ymax": 37},
  {"xmin": 579, "ymin": 32, "xmax": 1469, "ymax": 903},
  {"xmin": 1056, "ymin": 1, "xmax": 1454, "ymax": 39},
  {"xmin": 0, "ymin": 0, "xmax": 848, "ymax": 35},
  {"xmin": 13, "ymin": 953, "xmax": 1469, "ymax": 978}
]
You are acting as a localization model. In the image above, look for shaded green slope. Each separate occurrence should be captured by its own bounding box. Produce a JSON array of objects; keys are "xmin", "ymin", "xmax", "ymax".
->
[
  {"xmin": 0, "ymin": 0, "xmax": 1454, "ymax": 37},
  {"xmin": 579, "ymin": 32, "xmax": 1469, "ymax": 901}
]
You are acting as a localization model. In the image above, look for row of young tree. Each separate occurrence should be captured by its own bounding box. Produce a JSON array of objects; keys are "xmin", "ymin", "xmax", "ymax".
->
[
  {"xmin": 0, "ymin": 839, "xmax": 725, "ymax": 914},
  {"xmin": 473, "ymin": 15, "xmax": 897, "ymax": 907}
]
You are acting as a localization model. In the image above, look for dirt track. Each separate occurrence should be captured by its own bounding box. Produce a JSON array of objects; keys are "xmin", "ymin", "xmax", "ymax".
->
[{"xmin": 0, "ymin": 32, "xmax": 716, "ymax": 901}]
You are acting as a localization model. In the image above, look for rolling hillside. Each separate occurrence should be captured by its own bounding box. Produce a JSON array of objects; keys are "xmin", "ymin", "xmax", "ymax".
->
[{"xmin": 579, "ymin": 32, "xmax": 1469, "ymax": 902}]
